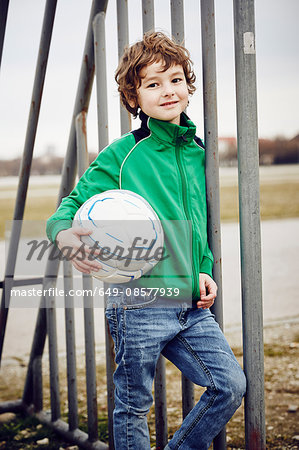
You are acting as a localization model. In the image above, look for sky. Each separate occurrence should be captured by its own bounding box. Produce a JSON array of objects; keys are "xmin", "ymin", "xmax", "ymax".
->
[{"xmin": 0, "ymin": 0, "xmax": 298, "ymax": 160}]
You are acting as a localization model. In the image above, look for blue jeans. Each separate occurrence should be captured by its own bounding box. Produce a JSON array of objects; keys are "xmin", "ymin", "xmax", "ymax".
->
[{"xmin": 105, "ymin": 291, "xmax": 246, "ymax": 449}]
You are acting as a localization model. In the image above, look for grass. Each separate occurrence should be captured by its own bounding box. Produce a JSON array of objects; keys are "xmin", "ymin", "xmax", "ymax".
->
[
  {"xmin": 0, "ymin": 196, "xmax": 57, "ymax": 240},
  {"xmin": 0, "ymin": 180, "xmax": 299, "ymax": 240},
  {"xmin": 1, "ymin": 333, "xmax": 299, "ymax": 448},
  {"xmin": 220, "ymin": 181, "xmax": 299, "ymax": 222}
]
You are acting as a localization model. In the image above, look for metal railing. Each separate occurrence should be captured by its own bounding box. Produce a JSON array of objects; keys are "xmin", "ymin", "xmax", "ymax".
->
[{"xmin": 0, "ymin": 1, "xmax": 265, "ymax": 449}]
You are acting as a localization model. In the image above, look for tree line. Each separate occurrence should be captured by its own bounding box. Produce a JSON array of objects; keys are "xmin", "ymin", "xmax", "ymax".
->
[{"xmin": 1, "ymin": 134, "xmax": 299, "ymax": 176}]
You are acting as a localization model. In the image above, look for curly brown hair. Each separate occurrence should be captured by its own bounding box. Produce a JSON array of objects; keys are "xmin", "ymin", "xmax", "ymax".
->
[{"xmin": 115, "ymin": 31, "xmax": 196, "ymax": 117}]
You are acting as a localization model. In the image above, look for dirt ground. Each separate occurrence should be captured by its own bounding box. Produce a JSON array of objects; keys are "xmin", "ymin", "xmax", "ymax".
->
[{"xmin": 0, "ymin": 320, "xmax": 298, "ymax": 449}]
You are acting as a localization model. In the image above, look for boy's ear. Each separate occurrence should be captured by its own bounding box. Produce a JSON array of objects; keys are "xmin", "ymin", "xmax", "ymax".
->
[{"xmin": 127, "ymin": 97, "xmax": 137, "ymax": 109}]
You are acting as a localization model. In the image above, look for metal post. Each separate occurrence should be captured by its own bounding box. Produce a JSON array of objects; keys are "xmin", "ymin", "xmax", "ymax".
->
[
  {"xmin": 116, "ymin": 0, "xmax": 131, "ymax": 134},
  {"xmin": 154, "ymin": 355, "xmax": 168, "ymax": 449},
  {"xmin": 0, "ymin": 0, "xmax": 9, "ymax": 70},
  {"xmin": 76, "ymin": 112, "xmax": 99, "ymax": 442},
  {"xmin": 32, "ymin": 356, "xmax": 43, "ymax": 412},
  {"xmin": 181, "ymin": 374, "xmax": 194, "ymax": 419},
  {"xmin": 200, "ymin": 0, "xmax": 224, "ymax": 331},
  {"xmin": 22, "ymin": 0, "xmax": 109, "ymax": 408},
  {"xmin": 233, "ymin": 1, "xmax": 266, "ymax": 448},
  {"xmin": 142, "ymin": 0, "xmax": 155, "ymax": 33},
  {"xmin": 93, "ymin": 17, "xmax": 116, "ymax": 446},
  {"xmin": 46, "ymin": 291, "xmax": 61, "ymax": 421},
  {"xmin": 170, "ymin": 0, "xmax": 196, "ymax": 425},
  {"xmin": 0, "ymin": 0, "xmax": 58, "ymax": 366},
  {"xmin": 22, "ymin": 301, "xmax": 47, "ymax": 406},
  {"xmin": 64, "ymin": 260, "xmax": 79, "ymax": 431},
  {"xmin": 201, "ymin": 2, "xmax": 226, "ymax": 447},
  {"xmin": 170, "ymin": 0, "xmax": 184, "ymax": 43},
  {"xmin": 93, "ymin": 13, "xmax": 109, "ymax": 152}
]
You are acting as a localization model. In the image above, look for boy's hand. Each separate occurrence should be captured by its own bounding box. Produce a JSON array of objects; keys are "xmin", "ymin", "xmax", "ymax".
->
[
  {"xmin": 197, "ymin": 273, "xmax": 217, "ymax": 309},
  {"xmin": 56, "ymin": 227, "xmax": 102, "ymax": 274}
]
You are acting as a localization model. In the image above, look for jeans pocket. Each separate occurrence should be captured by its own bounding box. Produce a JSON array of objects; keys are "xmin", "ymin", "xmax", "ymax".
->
[
  {"xmin": 124, "ymin": 294, "xmax": 158, "ymax": 309},
  {"xmin": 107, "ymin": 283, "xmax": 159, "ymax": 309}
]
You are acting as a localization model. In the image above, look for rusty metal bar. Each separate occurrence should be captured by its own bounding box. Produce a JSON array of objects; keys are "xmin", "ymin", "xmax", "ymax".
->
[
  {"xmin": 0, "ymin": 0, "xmax": 58, "ymax": 366},
  {"xmin": 170, "ymin": 0, "xmax": 184, "ymax": 43},
  {"xmin": 154, "ymin": 355, "xmax": 168, "ymax": 449},
  {"xmin": 0, "ymin": 0, "xmax": 9, "ymax": 70},
  {"xmin": 46, "ymin": 291, "xmax": 61, "ymax": 421},
  {"xmin": 22, "ymin": 301, "xmax": 47, "ymax": 405},
  {"xmin": 116, "ymin": 0, "xmax": 131, "ymax": 134},
  {"xmin": 201, "ymin": 2, "xmax": 226, "ymax": 447},
  {"xmin": 181, "ymin": 374, "xmax": 194, "ymax": 419},
  {"xmin": 200, "ymin": 0, "xmax": 224, "ymax": 330},
  {"xmin": 233, "ymin": 1, "xmax": 266, "ymax": 448},
  {"xmin": 32, "ymin": 356, "xmax": 43, "ymax": 412},
  {"xmin": 76, "ymin": 112, "xmax": 99, "ymax": 442},
  {"xmin": 1, "ymin": 277, "xmax": 44, "ymax": 288},
  {"xmin": 170, "ymin": 0, "xmax": 195, "ymax": 423},
  {"xmin": 142, "ymin": 0, "xmax": 155, "ymax": 33},
  {"xmin": 82, "ymin": 273, "xmax": 99, "ymax": 442},
  {"xmin": 34, "ymin": 410, "xmax": 108, "ymax": 449},
  {"xmin": 0, "ymin": 399, "xmax": 24, "ymax": 414},
  {"xmin": 63, "ymin": 260, "xmax": 79, "ymax": 431},
  {"xmin": 22, "ymin": 0, "xmax": 108, "ymax": 409},
  {"xmin": 93, "ymin": 14, "xmax": 116, "ymax": 448},
  {"xmin": 93, "ymin": 12, "xmax": 109, "ymax": 151}
]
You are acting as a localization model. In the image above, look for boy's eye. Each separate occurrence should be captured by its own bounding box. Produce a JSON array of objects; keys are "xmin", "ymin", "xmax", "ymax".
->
[
  {"xmin": 172, "ymin": 78, "xmax": 182, "ymax": 83},
  {"xmin": 147, "ymin": 82, "xmax": 158, "ymax": 88}
]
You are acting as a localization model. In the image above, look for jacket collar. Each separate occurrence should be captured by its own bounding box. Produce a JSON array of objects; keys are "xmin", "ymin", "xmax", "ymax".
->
[{"xmin": 139, "ymin": 110, "xmax": 196, "ymax": 145}]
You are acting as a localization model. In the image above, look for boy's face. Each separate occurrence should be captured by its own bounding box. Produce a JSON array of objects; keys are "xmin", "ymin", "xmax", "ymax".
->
[{"xmin": 134, "ymin": 61, "xmax": 189, "ymax": 125}]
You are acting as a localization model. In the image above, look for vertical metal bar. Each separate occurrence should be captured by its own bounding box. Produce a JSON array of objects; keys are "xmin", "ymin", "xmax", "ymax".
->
[
  {"xmin": 57, "ymin": 0, "xmax": 108, "ymax": 204},
  {"xmin": 64, "ymin": 260, "xmax": 78, "ymax": 431},
  {"xmin": 0, "ymin": 0, "xmax": 58, "ymax": 366},
  {"xmin": 93, "ymin": 15, "xmax": 116, "ymax": 448},
  {"xmin": 76, "ymin": 112, "xmax": 89, "ymax": 171},
  {"xmin": 200, "ymin": 2, "xmax": 226, "ymax": 448},
  {"xmin": 142, "ymin": 0, "xmax": 155, "ymax": 33},
  {"xmin": 32, "ymin": 356, "xmax": 43, "ymax": 412},
  {"xmin": 22, "ymin": 298, "xmax": 48, "ymax": 406},
  {"xmin": 181, "ymin": 374, "xmax": 194, "ymax": 419},
  {"xmin": 93, "ymin": 12, "xmax": 109, "ymax": 152},
  {"xmin": 170, "ymin": 0, "xmax": 196, "ymax": 426},
  {"xmin": 46, "ymin": 292, "xmax": 61, "ymax": 421},
  {"xmin": 200, "ymin": 0, "xmax": 224, "ymax": 330},
  {"xmin": 82, "ymin": 273, "xmax": 98, "ymax": 442},
  {"xmin": 22, "ymin": 0, "xmax": 108, "ymax": 407},
  {"xmin": 116, "ymin": 0, "xmax": 131, "ymax": 134},
  {"xmin": 233, "ymin": 1, "xmax": 266, "ymax": 448},
  {"xmin": 76, "ymin": 112, "xmax": 99, "ymax": 442},
  {"xmin": 154, "ymin": 355, "xmax": 168, "ymax": 449},
  {"xmin": 170, "ymin": 0, "xmax": 184, "ymax": 43},
  {"xmin": 0, "ymin": 0, "xmax": 9, "ymax": 70}
]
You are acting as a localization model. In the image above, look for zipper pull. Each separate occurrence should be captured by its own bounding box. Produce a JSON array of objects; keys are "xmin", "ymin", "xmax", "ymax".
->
[{"xmin": 181, "ymin": 134, "xmax": 188, "ymax": 142}]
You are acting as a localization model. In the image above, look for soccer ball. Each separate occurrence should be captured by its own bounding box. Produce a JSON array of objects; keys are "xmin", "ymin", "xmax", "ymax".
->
[{"xmin": 73, "ymin": 190, "xmax": 164, "ymax": 283}]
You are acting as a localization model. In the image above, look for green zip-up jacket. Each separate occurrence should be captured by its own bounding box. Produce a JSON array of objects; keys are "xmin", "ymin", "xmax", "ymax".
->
[{"xmin": 46, "ymin": 112, "xmax": 214, "ymax": 301}]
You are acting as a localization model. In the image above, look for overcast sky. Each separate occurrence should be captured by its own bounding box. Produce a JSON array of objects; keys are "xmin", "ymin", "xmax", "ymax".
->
[{"xmin": 0, "ymin": 0, "xmax": 298, "ymax": 160}]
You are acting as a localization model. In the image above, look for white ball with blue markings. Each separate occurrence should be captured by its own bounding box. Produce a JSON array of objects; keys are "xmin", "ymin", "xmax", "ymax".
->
[{"xmin": 73, "ymin": 189, "xmax": 164, "ymax": 283}]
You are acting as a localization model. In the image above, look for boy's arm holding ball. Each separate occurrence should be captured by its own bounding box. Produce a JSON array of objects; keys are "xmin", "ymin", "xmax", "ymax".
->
[{"xmin": 56, "ymin": 227, "xmax": 102, "ymax": 275}]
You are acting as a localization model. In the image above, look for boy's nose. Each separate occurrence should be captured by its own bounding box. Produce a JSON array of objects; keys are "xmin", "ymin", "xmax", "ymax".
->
[{"xmin": 162, "ymin": 83, "xmax": 175, "ymax": 96}]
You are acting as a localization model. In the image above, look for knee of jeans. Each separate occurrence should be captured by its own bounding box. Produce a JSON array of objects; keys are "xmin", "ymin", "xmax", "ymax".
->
[
  {"xmin": 220, "ymin": 367, "xmax": 246, "ymax": 407},
  {"xmin": 114, "ymin": 391, "xmax": 153, "ymax": 417}
]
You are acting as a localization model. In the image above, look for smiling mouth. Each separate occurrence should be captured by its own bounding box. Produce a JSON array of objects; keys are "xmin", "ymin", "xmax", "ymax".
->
[{"xmin": 160, "ymin": 101, "xmax": 178, "ymax": 107}]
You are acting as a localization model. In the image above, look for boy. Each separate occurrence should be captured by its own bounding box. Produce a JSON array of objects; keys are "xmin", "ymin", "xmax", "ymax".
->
[{"xmin": 47, "ymin": 32, "xmax": 246, "ymax": 449}]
